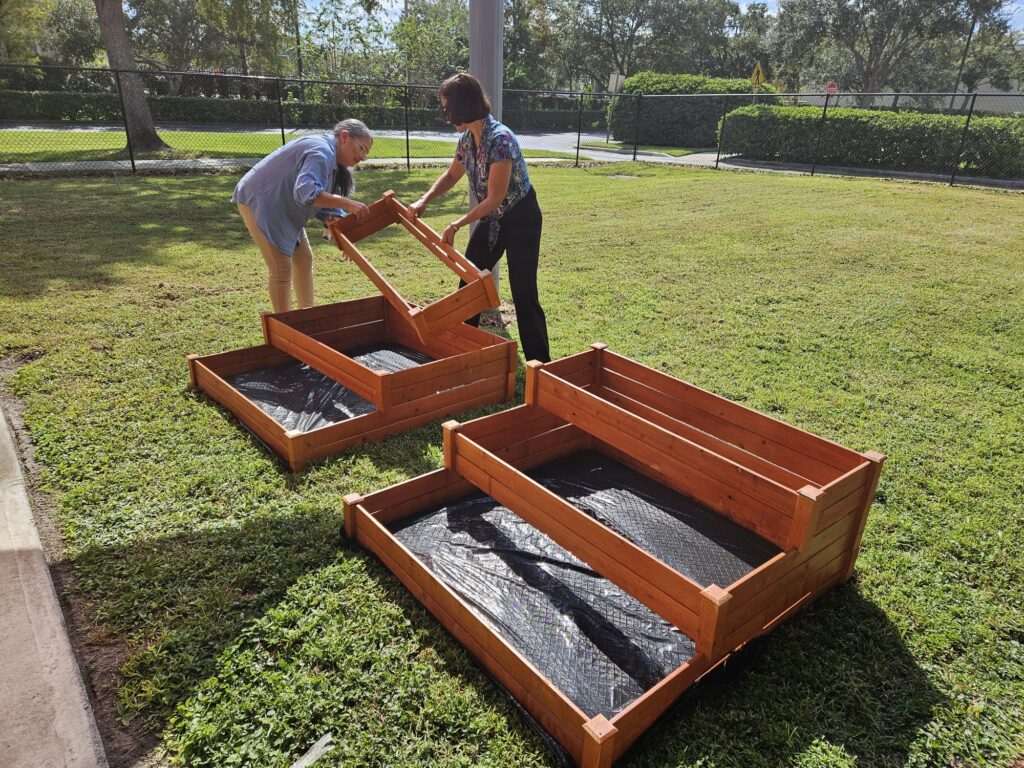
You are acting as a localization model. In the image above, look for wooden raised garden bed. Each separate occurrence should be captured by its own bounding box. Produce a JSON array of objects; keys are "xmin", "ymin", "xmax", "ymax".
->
[
  {"xmin": 187, "ymin": 298, "xmax": 516, "ymax": 471},
  {"xmin": 343, "ymin": 344, "xmax": 884, "ymax": 767},
  {"xmin": 327, "ymin": 191, "xmax": 500, "ymax": 344}
]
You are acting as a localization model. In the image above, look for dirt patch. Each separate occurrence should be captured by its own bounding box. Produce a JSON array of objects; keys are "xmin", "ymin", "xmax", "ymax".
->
[
  {"xmin": 479, "ymin": 300, "xmax": 517, "ymax": 331},
  {"xmin": 0, "ymin": 353, "xmax": 165, "ymax": 768}
]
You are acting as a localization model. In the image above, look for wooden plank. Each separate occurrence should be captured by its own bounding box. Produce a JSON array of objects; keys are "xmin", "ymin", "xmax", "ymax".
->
[
  {"xmin": 545, "ymin": 350, "xmax": 598, "ymax": 378},
  {"xmin": 536, "ymin": 372, "xmax": 799, "ymax": 524},
  {"xmin": 814, "ymin": 481, "xmax": 867, "ymax": 535},
  {"xmin": 608, "ymin": 655, "xmax": 707, "ymax": 759},
  {"xmin": 356, "ymin": 509, "xmax": 588, "ymax": 759},
  {"xmin": 194, "ymin": 364, "xmax": 288, "ymax": 458},
  {"xmin": 452, "ymin": 435, "xmax": 705, "ymax": 636},
  {"xmin": 460, "ymin": 403, "xmax": 567, "ymax": 445},
  {"xmin": 358, "ymin": 467, "xmax": 472, "ymax": 517},
  {"xmin": 786, "ymin": 486, "xmax": 824, "ymax": 551},
  {"xmin": 581, "ymin": 715, "xmax": 617, "ymax": 768},
  {"xmin": 390, "ymin": 358, "xmax": 511, "ymax": 404},
  {"xmin": 386, "ymin": 195, "xmax": 487, "ymax": 280},
  {"xmin": 193, "ymin": 344, "xmax": 292, "ymax": 376},
  {"xmin": 541, "ymin": 369, "xmax": 800, "ymax": 513},
  {"xmin": 597, "ymin": 377, "xmax": 813, "ymax": 491},
  {"xmin": 332, "ymin": 231, "xmax": 416, "ymax": 328},
  {"xmin": 485, "ymin": 424, "xmax": 589, "ymax": 470},
  {"xmin": 696, "ymin": 585, "xmax": 732, "ymax": 661},
  {"xmin": 420, "ymin": 284, "xmax": 496, "ymax": 337},
  {"xmin": 818, "ymin": 461, "xmax": 871, "ymax": 505},
  {"xmin": 602, "ymin": 350, "xmax": 862, "ymax": 478},
  {"xmin": 594, "ymin": 440, "xmax": 791, "ymax": 547},
  {"xmin": 842, "ymin": 451, "xmax": 886, "ymax": 581},
  {"xmin": 265, "ymin": 319, "xmax": 384, "ymax": 405},
  {"xmin": 265, "ymin": 296, "xmax": 385, "ymax": 329},
  {"xmin": 275, "ymin": 305, "xmax": 386, "ymax": 339}
]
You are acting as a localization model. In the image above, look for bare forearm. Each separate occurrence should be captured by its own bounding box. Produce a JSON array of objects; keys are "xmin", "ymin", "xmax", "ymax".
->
[{"xmin": 451, "ymin": 195, "xmax": 502, "ymax": 229}]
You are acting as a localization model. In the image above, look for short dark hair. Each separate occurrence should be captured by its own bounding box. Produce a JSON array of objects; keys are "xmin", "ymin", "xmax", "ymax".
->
[{"xmin": 439, "ymin": 73, "xmax": 491, "ymax": 125}]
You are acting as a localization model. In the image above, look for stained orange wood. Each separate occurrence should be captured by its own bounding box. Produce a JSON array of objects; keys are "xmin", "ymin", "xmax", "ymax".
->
[
  {"xmin": 581, "ymin": 715, "xmax": 617, "ymax": 768},
  {"xmin": 355, "ymin": 506, "xmax": 588, "ymax": 760},
  {"xmin": 450, "ymin": 433, "xmax": 705, "ymax": 635},
  {"xmin": 842, "ymin": 451, "xmax": 886, "ymax": 581}
]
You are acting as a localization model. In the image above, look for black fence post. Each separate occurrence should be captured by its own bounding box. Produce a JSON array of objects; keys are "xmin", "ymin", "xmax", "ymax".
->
[
  {"xmin": 112, "ymin": 70, "xmax": 136, "ymax": 174},
  {"xmin": 404, "ymin": 84, "xmax": 411, "ymax": 171},
  {"xmin": 810, "ymin": 93, "xmax": 831, "ymax": 176},
  {"xmin": 276, "ymin": 78, "xmax": 286, "ymax": 146},
  {"xmin": 632, "ymin": 94, "xmax": 642, "ymax": 161},
  {"xmin": 575, "ymin": 92, "xmax": 584, "ymax": 168},
  {"xmin": 950, "ymin": 92, "xmax": 978, "ymax": 187},
  {"xmin": 715, "ymin": 96, "xmax": 731, "ymax": 170}
]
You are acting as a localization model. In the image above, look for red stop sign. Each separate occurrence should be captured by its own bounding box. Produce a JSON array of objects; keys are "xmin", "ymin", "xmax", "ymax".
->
[{"xmin": 827, "ymin": 81, "xmax": 838, "ymax": 95}]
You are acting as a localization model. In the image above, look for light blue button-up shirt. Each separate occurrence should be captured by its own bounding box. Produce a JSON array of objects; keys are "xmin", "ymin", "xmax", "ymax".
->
[{"xmin": 232, "ymin": 133, "xmax": 339, "ymax": 255}]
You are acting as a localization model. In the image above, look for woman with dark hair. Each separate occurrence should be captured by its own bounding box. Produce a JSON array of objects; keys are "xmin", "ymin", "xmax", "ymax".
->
[
  {"xmin": 232, "ymin": 118, "xmax": 373, "ymax": 312},
  {"xmin": 408, "ymin": 73, "xmax": 550, "ymax": 363}
]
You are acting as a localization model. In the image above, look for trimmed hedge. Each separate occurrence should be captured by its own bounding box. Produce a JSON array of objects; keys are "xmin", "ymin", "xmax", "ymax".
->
[
  {"xmin": 608, "ymin": 72, "xmax": 778, "ymax": 147},
  {"xmin": 0, "ymin": 89, "xmax": 603, "ymax": 132},
  {"xmin": 719, "ymin": 104, "xmax": 1024, "ymax": 179}
]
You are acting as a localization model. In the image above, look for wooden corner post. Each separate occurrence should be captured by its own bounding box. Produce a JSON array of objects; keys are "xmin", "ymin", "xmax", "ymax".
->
[
  {"xmin": 843, "ymin": 451, "xmax": 887, "ymax": 581},
  {"xmin": 186, "ymin": 354, "xmax": 200, "ymax": 390},
  {"xmin": 342, "ymin": 493, "xmax": 364, "ymax": 539},
  {"xmin": 787, "ymin": 485, "xmax": 824, "ymax": 551},
  {"xmin": 590, "ymin": 342, "xmax": 608, "ymax": 389},
  {"xmin": 524, "ymin": 360, "xmax": 545, "ymax": 406},
  {"xmin": 697, "ymin": 584, "xmax": 733, "ymax": 661},
  {"xmin": 581, "ymin": 714, "xmax": 618, "ymax": 768},
  {"xmin": 442, "ymin": 420, "xmax": 462, "ymax": 471}
]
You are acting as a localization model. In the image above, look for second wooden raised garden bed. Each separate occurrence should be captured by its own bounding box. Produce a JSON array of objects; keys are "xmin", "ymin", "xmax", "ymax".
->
[
  {"xmin": 187, "ymin": 296, "xmax": 516, "ymax": 471},
  {"xmin": 344, "ymin": 344, "xmax": 884, "ymax": 767}
]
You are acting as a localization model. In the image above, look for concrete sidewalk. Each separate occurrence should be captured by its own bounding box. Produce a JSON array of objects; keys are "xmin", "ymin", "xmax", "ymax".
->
[{"xmin": 0, "ymin": 404, "xmax": 108, "ymax": 768}]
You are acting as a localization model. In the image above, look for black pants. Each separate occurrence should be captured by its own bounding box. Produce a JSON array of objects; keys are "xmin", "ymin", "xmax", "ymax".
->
[{"xmin": 462, "ymin": 187, "xmax": 550, "ymax": 363}]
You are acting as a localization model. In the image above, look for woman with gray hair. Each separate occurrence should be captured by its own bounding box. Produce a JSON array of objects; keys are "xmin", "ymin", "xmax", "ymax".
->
[{"xmin": 232, "ymin": 119, "xmax": 373, "ymax": 312}]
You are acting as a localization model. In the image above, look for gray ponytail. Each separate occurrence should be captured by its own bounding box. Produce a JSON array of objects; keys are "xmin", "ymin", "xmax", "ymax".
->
[{"xmin": 333, "ymin": 119, "xmax": 372, "ymax": 197}]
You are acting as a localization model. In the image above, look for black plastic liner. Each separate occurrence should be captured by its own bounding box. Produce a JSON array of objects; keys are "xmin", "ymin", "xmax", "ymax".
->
[
  {"xmin": 226, "ymin": 344, "xmax": 432, "ymax": 433},
  {"xmin": 527, "ymin": 451, "xmax": 779, "ymax": 588},
  {"xmin": 390, "ymin": 493, "xmax": 696, "ymax": 719}
]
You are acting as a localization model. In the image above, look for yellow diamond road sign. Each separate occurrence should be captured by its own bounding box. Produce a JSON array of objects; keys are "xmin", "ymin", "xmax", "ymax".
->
[{"xmin": 750, "ymin": 62, "xmax": 767, "ymax": 87}]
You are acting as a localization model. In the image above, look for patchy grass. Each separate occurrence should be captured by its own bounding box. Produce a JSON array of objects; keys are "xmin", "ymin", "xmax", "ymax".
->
[
  {"xmin": 0, "ymin": 166, "xmax": 1022, "ymax": 767},
  {"xmin": 0, "ymin": 129, "xmax": 573, "ymax": 163}
]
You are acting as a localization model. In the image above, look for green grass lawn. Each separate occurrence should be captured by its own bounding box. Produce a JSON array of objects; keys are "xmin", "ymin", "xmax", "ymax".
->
[
  {"xmin": 1, "ymin": 166, "xmax": 1022, "ymax": 767},
  {"xmin": 579, "ymin": 140, "xmax": 703, "ymax": 156},
  {"xmin": 0, "ymin": 129, "xmax": 573, "ymax": 163}
]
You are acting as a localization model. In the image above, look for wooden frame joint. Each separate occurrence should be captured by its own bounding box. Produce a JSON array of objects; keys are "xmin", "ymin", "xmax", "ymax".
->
[
  {"xmin": 442, "ymin": 420, "xmax": 462, "ymax": 470},
  {"xmin": 582, "ymin": 714, "xmax": 618, "ymax": 768},
  {"xmin": 788, "ymin": 484, "xmax": 824, "ymax": 551},
  {"xmin": 186, "ymin": 354, "xmax": 200, "ymax": 389},
  {"xmin": 697, "ymin": 584, "xmax": 732, "ymax": 660},
  {"xmin": 342, "ymin": 493, "xmax": 364, "ymax": 539},
  {"xmin": 524, "ymin": 360, "xmax": 545, "ymax": 406}
]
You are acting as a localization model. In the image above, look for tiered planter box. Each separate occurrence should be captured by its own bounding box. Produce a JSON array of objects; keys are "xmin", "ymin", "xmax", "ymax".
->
[
  {"xmin": 187, "ymin": 297, "xmax": 516, "ymax": 471},
  {"xmin": 327, "ymin": 191, "xmax": 500, "ymax": 343},
  {"xmin": 344, "ymin": 344, "xmax": 884, "ymax": 767}
]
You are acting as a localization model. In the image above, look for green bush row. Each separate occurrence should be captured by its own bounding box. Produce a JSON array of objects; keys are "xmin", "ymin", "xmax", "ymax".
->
[
  {"xmin": 608, "ymin": 72, "xmax": 778, "ymax": 147},
  {"xmin": 0, "ymin": 89, "xmax": 603, "ymax": 133},
  {"xmin": 719, "ymin": 104, "xmax": 1024, "ymax": 179}
]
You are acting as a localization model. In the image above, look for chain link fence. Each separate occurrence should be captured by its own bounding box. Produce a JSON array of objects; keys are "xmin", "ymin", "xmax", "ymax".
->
[{"xmin": 2, "ymin": 63, "xmax": 1022, "ymax": 188}]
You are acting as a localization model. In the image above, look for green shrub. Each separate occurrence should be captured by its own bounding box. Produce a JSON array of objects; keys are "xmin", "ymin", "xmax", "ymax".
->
[
  {"xmin": 719, "ymin": 104, "xmax": 1024, "ymax": 179},
  {"xmin": 0, "ymin": 90, "xmax": 605, "ymax": 133},
  {"xmin": 608, "ymin": 72, "xmax": 778, "ymax": 147}
]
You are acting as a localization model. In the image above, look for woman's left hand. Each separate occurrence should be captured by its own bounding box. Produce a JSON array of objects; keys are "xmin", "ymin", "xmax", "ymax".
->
[{"xmin": 441, "ymin": 224, "xmax": 458, "ymax": 245}]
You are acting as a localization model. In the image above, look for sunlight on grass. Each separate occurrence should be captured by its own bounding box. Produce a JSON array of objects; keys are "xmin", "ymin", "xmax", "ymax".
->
[{"xmin": 1, "ymin": 166, "xmax": 1021, "ymax": 767}]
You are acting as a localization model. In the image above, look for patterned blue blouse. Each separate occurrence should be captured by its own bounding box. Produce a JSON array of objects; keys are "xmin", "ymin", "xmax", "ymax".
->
[{"xmin": 455, "ymin": 115, "xmax": 532, "ymax": 247}]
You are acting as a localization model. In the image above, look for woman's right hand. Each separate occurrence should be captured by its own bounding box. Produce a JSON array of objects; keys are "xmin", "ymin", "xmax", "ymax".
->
[
  {"xmin": 407, "ymin": 198, "xmax": 428, "ymax": 220},
  {"xmin": 342, "ymin": 198, "xmax": 370, "ymax": 224}
]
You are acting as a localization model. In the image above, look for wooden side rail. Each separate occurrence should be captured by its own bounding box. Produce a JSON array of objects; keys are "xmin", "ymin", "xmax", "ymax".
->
[
  {"xmin": 597, "ymin": 347, "xmax": 865, "ymax": 485},
  {"xmin": 445, "ymin": 421, "xmax": 713, "ymax": 639},
  {"xmin": 344, "ymin": 492, "xmax": 591, "ymax": 762},
  {"xmin": 525, "ymin": 360, "xmax": 801, "ymax": 549},
  {"xmin": 326, "ymin": 192, "xmax": 499, "ymax": 343}
]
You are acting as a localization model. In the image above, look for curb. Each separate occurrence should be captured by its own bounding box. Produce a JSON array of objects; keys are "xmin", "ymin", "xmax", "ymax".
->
[{"xmin": 0, "ymin": 403, "xmax": 108, "ymax": 768}]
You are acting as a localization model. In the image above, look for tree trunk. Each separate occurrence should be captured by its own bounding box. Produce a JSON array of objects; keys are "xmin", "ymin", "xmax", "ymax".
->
[{"xmin": 93, "ymin": 0, "xmax": 166, "ymax": 151}]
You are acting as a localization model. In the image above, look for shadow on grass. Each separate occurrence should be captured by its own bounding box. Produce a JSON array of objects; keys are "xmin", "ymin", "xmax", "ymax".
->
[
  {"xmin": 0, "ymin": 169, "xmax": 461, "ymax": 298},
  {"xmin": 626, "ymin": 585, "xmax": 945, "ymax": 767}
]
